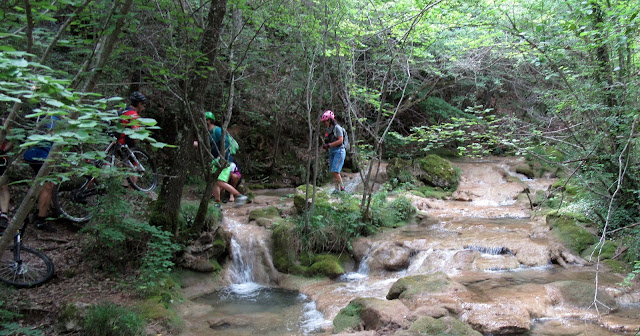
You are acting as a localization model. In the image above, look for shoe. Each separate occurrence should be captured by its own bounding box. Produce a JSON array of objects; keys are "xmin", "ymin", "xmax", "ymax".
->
[
  {"xmin": 0, "ymin": 212, "xmax": 8, "ymax": 230},
  {"xmin": 33, "ymin": 216, "xmax": 56, "ymax": 233},
  {"xmin": 234, "ymin": 195, "xmax": 248, "ymax": 204},
  {"xmin": 340, "ymin": 186, "xmax": 346, "ymax": 192}
]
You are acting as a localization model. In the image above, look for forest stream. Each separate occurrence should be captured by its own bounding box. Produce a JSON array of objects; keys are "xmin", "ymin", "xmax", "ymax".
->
[{"xmin": 176, "ymin": 157, "xmax": 640, "ymax": 336}]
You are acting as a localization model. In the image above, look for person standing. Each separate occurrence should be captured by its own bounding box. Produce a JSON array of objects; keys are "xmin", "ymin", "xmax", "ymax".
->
[
  {"xmin": 0, "ymin": 130, "xmax": 12, "ymax": 230},
  {"xmin": 23, "ymin": 115, "xmax": 59, "ymax": 232},
  {"xmin": 321, "ymin": 110, "xmax": 346, "ymax": 192}
]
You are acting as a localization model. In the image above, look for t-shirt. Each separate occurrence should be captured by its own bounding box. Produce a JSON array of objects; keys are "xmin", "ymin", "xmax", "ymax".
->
[
  {"xmin": 209, "ymin": 126, "xmax": 233, "ymax": 161},
  {"xmin": 325, "ymin": 124, "xmax": 345, "ymax": 149},
  {"xmin": 24, "ymin": 116, "xmax": 59, "ymax": 162}
]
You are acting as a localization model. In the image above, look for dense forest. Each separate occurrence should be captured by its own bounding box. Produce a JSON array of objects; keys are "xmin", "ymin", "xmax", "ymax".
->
[{"xmin": 0, "ymin": 0, "xmax": 639, "ymax": 334}]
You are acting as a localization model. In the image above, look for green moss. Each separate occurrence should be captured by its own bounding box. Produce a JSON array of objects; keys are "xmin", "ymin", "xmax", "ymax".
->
[
  {"xmin": 417, "ymin": 155, "xmax": 460, "ymax": 190},
  {"xmin": 136, "ymin": 297, "xmax": 184, "ymax": 334},
  {"xmin": 581, "ymin": 241, "xmax": 618, "ymax": 260},
  {"xmin": 294, "ymin": 184, "xmax": 329, "ymax": 212},
  {"xmin": 333, "ymin": 301, "xmax": 363, "ymax": 333},
  {"xmin": 547, "ymin": 214, "xmax": 597, "ymax": 253},
  {"xmin": 387, "ymin": 272, "xmax": 455, "ymax": 300},
  {"xmin": 271, "ymin": 221, "xmax": 307, "ymax": 275},
  {"xmin": 514, "ymin": 164, "xmax": 534, "ymax": 179},
  {"xmin": 248, "ymin": 206, "xmax": 282, "ymax": 221},
  {"xmin": 601, "ymin": 259, "xmax": 628, "ymax": 273},
  {"xmin": 305, "ymin": 254, "xmax": 345, "ymax": 278},
  {"xmin": 83, "ymin": 303, "xmax": 145, "ymax": 336},
  {"xmin": 416, "ymin": 186, "xmax": 452, "ymax": 199},
  {"xmin": 396, "ymin": 316, "xmax": 482, "ymax": 336}
]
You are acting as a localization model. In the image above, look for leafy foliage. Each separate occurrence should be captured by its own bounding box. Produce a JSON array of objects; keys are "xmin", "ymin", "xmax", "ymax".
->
[{"xmin": 83, "ymin": 303, "xmax": 145, "ymax": 336}]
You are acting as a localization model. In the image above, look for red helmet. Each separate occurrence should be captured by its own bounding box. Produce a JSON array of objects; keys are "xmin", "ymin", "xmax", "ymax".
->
[{"xmin": 321, "ymin": 110, "xmax": 334, "ymax": 121}]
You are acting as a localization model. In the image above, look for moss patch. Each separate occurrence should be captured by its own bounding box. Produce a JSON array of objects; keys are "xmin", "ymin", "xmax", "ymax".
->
[
  {"xmin": 396, "ymin": 316, "xmax": 482, "ymax": 336},
  {"xmin": 293, "ymin": 184, "xmax": 330, "ymax": 212},
  {"xmin": 305, "ymin": 254, "xmax": 344, "ymax": 278},
  {"xmin": 581, "ymin": 241, "xmax": 618, "ymax": 260},
  {"xmin": 416, "ymin": 155, "xmax": 460, "ymax": 190},
  {"xmin": 601, "ymin": 259, "xmax": 628, "ymax": 273},
  {"xmin": 387, "ymin": 272, "xmax": 457, "ymax": 300},
  {"xmin": 547, "ymin": 214, "xmax": 597, "ymax": 254},
  {"xmin": 248, "ymin": 206, "xmax": 282, "ymax": 222},
  {"xmin": 333, "ymin": 301, "xmax": 363, "ymax": 333}
]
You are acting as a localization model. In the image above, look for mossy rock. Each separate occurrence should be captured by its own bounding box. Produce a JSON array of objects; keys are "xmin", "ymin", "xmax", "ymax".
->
[
  {"xmin": 271, "ymin": 221, "xmax": 305, "ymax": 275},
  {"xmin": 581, "ymin": 241, "xmax": 618, "ymax": 260},
  {"xmin": 333, "ymin": 301, "xmax": 364, "ymax": 333},
  {"xmin": 601, "ymin": 259, "xmax": 628, "ymax": 273},
  {"xmin": 305, "ymin": 254, "xmax": 345, "ymax": 278},
  {"xmin": 136, "ymin": 297, "xmax": 185, "ymax": 334},
  {"xmin": 248, "ymin": 206, "xmax": 282, "ymax": 222},
  {"xmin": 549, "ymin": 281, "xmax": 617, "ymax": 311},
  {"xmin": 395, "ymin": 316, "xmax": 482, "ymax": 336},
  {"xmin": 387, "ymin": 158, "xmax": 415, "ymax": 184},
  {"xmin": 547, "ymin": 214, "xmax": 597, "ymax": 254},
  {"xmin": 387, "ymin": 272, "xmax": 461, "ymax": 300},
  {"xmin": 416, "ymin": 155, "xmax": 459, "ymax": 190},
  {"xmin": 514, "ymin": 164, "xmax": 534, "ymax": 179}
]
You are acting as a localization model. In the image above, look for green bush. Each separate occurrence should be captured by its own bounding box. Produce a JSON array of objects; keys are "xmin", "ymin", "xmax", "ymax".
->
[
  {"xmin": 83, "ymin": 303, "xmax": 145, "ymax": 336},
  {"xmin": 81, "ymin": 183, "xmax": 180, "ymax": 296}
]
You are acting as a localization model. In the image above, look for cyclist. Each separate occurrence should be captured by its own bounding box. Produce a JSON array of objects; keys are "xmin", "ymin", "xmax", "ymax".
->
[
  {"xmin": 23, "ymin": 115, "xmax": 59, "ymax": 233},
  {"xmin": 118, "ymin": 91, "xmax": 147, "ymax": 189},
  {"xmin": 321, "ymin": 110, "xmax": 346, "ymax": 193}
]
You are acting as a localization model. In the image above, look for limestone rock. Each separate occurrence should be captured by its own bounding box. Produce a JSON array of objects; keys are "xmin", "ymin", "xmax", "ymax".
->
[
  {"xmin": 368, "ymin": 243, "xmax": 411, "ymax": 272},
  {"xmin": 395, "ymin": 316, "xmax": 481, "ymax": 336},
  {"xmin": 387, "ymin": 272, "xmax": 466, "ymax": 300},
  {"xmin": 545, "ymin": 280, "xmax": 617, "ymax": 312},
  {"xmin": 356, "ymin": 297, "xmax": 412, "ymax": 331},
  {"xmin": 462, "ymin": 302, "xmax": 532, "ymax": 334}
]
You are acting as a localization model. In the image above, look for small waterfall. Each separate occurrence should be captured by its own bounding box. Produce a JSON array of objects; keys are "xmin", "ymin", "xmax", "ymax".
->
[
  {"xmin": 225, "ymin": 218, "xmax": 279, "ymax": 290},
  {"xmin": 357, "ymin": 254, "xmax": 370, "ymax": 274},
  {"xmin": 343, "ymin": 174, "xmax": 363, "ymax": 193},
  {"xmin": 464, "ymin": 245, "xmax": 512, "ymax": 255},
  {"xmin": 229, "ymin": 238, "xmax": 253, "ymax": 283}
]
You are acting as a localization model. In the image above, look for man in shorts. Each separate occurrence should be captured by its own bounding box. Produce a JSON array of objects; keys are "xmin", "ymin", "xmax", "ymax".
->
[{"xmin": 23, "ymin": 115, "xmax": 59, "ymax": 232}]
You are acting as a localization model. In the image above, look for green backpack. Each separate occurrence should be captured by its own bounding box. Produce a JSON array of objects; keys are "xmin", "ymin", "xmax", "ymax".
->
[{"xmin": 228, "ymin": 135, "xmax": 239, "ymax": 155}]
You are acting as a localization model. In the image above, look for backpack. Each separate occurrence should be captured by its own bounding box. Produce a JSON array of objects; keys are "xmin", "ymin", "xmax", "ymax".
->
[
  {"xmin": 334, "ymin": 125, "xmax": 350, "ymax": 151},
  {"xmin": 228, "ymin": 134, "xmax": 239, "ymax": 155}
]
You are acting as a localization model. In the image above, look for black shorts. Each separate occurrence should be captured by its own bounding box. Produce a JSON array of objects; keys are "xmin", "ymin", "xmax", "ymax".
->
[{"xmin": 28, "ymin": 161, "xmax": 43, "ymax": 177}]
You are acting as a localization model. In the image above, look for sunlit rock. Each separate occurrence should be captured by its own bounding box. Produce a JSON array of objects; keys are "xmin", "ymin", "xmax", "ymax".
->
[{"xmin": 462, "ymin": 302, "xmax": 532, "ymax": 334}]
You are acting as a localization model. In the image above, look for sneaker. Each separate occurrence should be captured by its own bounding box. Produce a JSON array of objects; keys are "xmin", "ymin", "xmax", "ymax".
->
[
  {"xmin": 33, "ymin": 216, "xmax": 56, "ymax": 233},
  {"xmin": 234, "ymin": 195, "xmax": 248, "ymax": 204}
]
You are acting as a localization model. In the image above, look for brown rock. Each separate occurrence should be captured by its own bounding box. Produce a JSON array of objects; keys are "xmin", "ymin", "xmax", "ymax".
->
[
  {"xmin": 462, "ymin": 302, "xmax": 532, "ymax": 334},
  {"xmin": 354, "ymin": 297, "xmax": 412, "ymax": 331}
]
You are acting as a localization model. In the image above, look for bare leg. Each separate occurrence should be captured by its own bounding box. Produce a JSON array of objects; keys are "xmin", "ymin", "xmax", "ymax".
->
[
  {"xmin": 332, "ymin": 172, "xmax": 343, "ymax": 189},
  {"xmin": 216, "ymin": 181, "xmax": 241, "ymax": 197},
  {"xmin": 38, "ymin": 181, "xmax": 54, "ymax": 217},
  {"xmin": 212, "ymin": 183, "xmax": 222, "ymax": 202}
]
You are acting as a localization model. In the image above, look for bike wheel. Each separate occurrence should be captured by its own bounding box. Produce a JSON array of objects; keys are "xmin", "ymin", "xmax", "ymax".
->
[
  {"xmin": 125, "ymin": 148, "xmax": 158, "ymax": 192},
  {"xmin": 0, "ymin": 245, "xmax": 55, "ymax": 287},
  {"xmin": 53, "ymin": 176, "xmax": 100, "ymax": 222}
]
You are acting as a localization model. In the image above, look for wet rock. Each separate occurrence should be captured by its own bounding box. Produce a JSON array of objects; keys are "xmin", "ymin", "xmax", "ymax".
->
[
  {"xmin": 368, "ymin": 243, "xmax": 411, "ymax": 272},
  {"xmin": 451, "ymin": 250, "xmax": 479, "ymax": 270},
  {"xmin": 514, "ymin": 163, "xmax": 534, "ymax": 179},
  {"xmin": 306, "ymin": 254, "xmax": 345, "ymax": 278},
  {"xmin": 387, "ymin": 272, "xmax": 466, "ymax": 301},
  {"xmin": 181, "ymin": 253, "xmax": 219, "ymax": 273},
  {"xmin": 462, "ymin": 302, "xmax": 531, "ymax": 334},
  {"xmin": 254, "ymin": 217, "xmax": 277, "ymax": 228},
  {"xmin": 357, "ymin": 297, "xmax": 412, "ymax": 331},
  {"xmin": 248, "ymin": 206, "xmax": 282, "ymax": 222},
  {"xmin": 395, "ymin": 316, "xmax": 481, "ymax": 336},
  {"xmin": 599, "ymin": 314, "xmax": 640, "ymax": 333},
  {"xmin": 545, "ymin": 280, "xmax": 617, "ymax": 312}
]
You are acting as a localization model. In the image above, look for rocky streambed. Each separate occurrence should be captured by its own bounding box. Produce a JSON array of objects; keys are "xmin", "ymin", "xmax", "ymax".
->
[{"xmin": 177, "ymin": 157, "xmax": 640, "ymax": 336}]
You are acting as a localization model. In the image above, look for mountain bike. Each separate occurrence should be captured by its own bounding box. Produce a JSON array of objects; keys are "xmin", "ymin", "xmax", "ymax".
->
[
  {"xmin": 52, "ymin": 140, "xmax": 157, "ymax": 222},
  {"xmin": 0, "ymin": 221, "xmax": 55, "ymax": 287}
]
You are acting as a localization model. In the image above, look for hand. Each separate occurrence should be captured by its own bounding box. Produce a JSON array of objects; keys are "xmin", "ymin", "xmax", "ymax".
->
[
  {"xmin": 193, "ymin": 140, "xmax": 199, "ymax": 148},
  {"xmin": 322, "ymin": 144, "xmax": 329, "ymax": 149}
]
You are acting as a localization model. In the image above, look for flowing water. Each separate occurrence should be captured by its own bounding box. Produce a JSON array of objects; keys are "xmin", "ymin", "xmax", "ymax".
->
[{"xmin": 179, "ymin": 158, "xmax": 639, "ymax": 335}]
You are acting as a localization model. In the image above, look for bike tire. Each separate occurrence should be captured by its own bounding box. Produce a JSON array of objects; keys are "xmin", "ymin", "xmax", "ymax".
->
[
  {"xmin": 125, "ymin": 147, "xmax": 158, "ymax": 192},
  {"xmin": 53, "ymin": 176, "xmax": 100, "ymax": 222},
  {"xmin": 0, "ymin": 245, "xmax": 55, "ymax": 287}
]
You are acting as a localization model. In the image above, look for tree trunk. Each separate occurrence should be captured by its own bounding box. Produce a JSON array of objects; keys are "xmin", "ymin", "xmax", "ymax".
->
[{"xmin": 151, "ymin": 0, "xmax": 228, "ymax": 232}]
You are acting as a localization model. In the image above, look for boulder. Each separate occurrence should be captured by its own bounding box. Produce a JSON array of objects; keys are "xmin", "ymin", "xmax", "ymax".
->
[
  {"xmin": 462, "ymin": 302, "xmax": 531, "ymax": 334},
  {"xmin": 333, "ymin": 298, "xmax": 411, "ymax": 333},
  {"xmin": 350, "ymin": 238, "xmax": 372, "ymax": 262},
  {"xmin": 368, "ymin": 243, "xmax": 411, "ymax": 272},
  {"xmin": 547, "ymin": 214, "xmax": 597, "ymax": 254},
  {"xmin": 387, "ymin": 272, "xmax": 466, "ymax": 300},
  {"xmin": 416, "ymin": 155, "xmax": 460, "ymax": 190}
]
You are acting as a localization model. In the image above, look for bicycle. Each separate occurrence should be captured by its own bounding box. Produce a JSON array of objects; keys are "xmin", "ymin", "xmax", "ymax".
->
[
  {"xmin": 0, "ymin": 220, "xmax": 55, "ymax": 287},
  {"xmin": 53, "ymin": 140, "xmax": 158, "ymax": 222}
]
